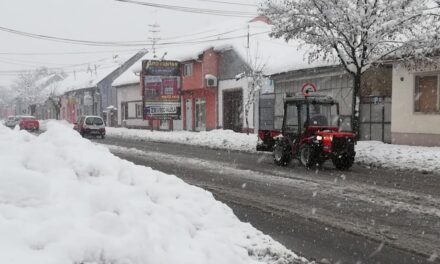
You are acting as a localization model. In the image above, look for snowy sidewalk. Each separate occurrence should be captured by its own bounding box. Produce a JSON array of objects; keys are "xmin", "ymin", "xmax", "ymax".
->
[
  {"xmin": 0, "ymin": 122, "xmax": 306, "ymax": 264},
  {"xmin": 107, "ymin": 127, "xmax": 440, "ymax": 174}
]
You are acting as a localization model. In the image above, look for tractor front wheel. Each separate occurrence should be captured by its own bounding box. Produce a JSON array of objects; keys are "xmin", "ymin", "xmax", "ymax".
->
[
  {"xmin": 273, "ymin": 141, "xmax": 291, "ymax": 166},
  {"xmin": 332, "ymin": 154, "xmax": 355, "ymax": 170},
  {"xmin": 299, "ymin": 144, "xmax": 317, "ymax": 168}
]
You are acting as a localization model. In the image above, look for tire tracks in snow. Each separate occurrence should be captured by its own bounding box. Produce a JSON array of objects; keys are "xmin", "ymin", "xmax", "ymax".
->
[{"xmin": 104, "ymin": 144, "xmax": 440, "ymax": 260}]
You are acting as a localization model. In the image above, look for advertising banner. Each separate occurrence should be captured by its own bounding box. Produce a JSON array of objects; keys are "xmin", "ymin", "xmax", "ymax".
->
[{"xmin": 142, "ymin": 60, "xmax": 181, "ymax": 120}]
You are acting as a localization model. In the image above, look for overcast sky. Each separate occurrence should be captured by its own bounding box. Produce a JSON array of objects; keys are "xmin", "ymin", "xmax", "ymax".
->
[{"xmin": 0, "ymin": 0, "xmax": 258, "ymax": 87}]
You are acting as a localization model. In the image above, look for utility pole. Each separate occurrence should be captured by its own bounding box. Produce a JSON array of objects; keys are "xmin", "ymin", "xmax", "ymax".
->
[{"xmin": 148, "ymin": 23, "xmax": 160, "ymax": 59}]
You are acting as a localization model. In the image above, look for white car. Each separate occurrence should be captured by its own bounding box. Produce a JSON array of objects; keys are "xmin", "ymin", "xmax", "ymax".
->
[
  {"xmin": 4, "ymin": 116, "xmax": 19, "ymax": 128},
  {"xmin": 74, "ymin": 115, "xmax": 106, "ymax": 139}
]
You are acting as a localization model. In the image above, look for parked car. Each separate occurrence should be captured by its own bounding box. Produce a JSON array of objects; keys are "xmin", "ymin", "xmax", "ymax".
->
[
  {"xmin": 74, "ymin": 115, "xmax": 106, "ymax": 139},
  {"xmin": 18, "ymin": 116, "xmax": 39, "ymax": 131},
  {"xmin": 4, "ymin": 116, "xmax": 20, "ymax": 128}
]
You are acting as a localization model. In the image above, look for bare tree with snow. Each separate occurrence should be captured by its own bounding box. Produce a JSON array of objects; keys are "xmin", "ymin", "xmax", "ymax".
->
[
  {"xmin": 11, "ymin": 67, "xmax": 51, "ymax": 113},
  {"xmin": 237, "ymin": 44, "xmax": 267, "ymax": 135},
  {"xmin": 261, "ymin": 0, "xmax": 440, "ymax": 135}
]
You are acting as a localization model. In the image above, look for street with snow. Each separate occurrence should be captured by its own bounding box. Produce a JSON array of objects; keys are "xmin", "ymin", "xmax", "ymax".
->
[
  {"xmin": 2, "ymin": 1, "xmax": 440, "ymax": 263},
  {"xmin": 3, "ymin": 121, "xmax": 439, "ymax": 263}
]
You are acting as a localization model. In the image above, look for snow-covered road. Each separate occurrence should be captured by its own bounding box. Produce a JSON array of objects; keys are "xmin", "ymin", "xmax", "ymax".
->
[
  {"xmin": 105, "ymin": 127, "xmax": 440, "ymax": 174},
  {"xmin": 98, "ymin": 136, "xmax": 440, "ymax": 263}
]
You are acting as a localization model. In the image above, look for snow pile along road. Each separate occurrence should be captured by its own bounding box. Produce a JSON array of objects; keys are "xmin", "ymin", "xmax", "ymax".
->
[
  {"xmin": 355, "ymin": 141, "xmax": 440, "ymax": 173},
  {"xmin": 0, "ymin": 122, "xmax": 305, "ymax": 264},
  {"xmin": 107, "ymin": 127, "xmax": 258, "ymax": 152}
]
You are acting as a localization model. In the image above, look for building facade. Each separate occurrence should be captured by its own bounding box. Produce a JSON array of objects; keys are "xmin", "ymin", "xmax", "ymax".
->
[
  {"xmin": 391, "ymin": 61, "xmax": 440, "ymax": 146},
  {"xmin": 115, "ymin": 82, "xmax": 149, "ymax": 128},
  {"xmin": 217, "ymin": 48, "xmax": 254, "ymax": 133},
  {"xmin": 181, "ymin": 48, "xmax": 219, "ymax": 131},
  {"xmin": 60, "ymin": 87, "xmax": 99, "ymax": 124}
]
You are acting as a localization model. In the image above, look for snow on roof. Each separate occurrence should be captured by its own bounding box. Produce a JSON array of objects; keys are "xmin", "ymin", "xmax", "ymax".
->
[
  {"xmin": 41, "ymin": 74, "xmax": 66, "ymax": 96},
  {"xmin": 112, "ymin": 19, "xmax": 338, "ymax": 87},
  {"xmin": 59, "ymin": 55, "xmax": 132, "ymax": 93},
  {"xmin": 162, "ymin": 20, "xmax": 337, "ymax": 76},
  {"xmin": 112, "ymin": 53, "xmax": 151, "ymax": 87}
]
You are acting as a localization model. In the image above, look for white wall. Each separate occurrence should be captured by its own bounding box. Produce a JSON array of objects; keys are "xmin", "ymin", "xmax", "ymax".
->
[
  {"xmin": 116, "ymin": 83, "xmax": 149, "ymax": 128},
  {"xmin": 392, "ymin": 63, "xmax": 440, "ymax": 135},
  {"xmin": 218, "ymin": 78, "xmax": 256, "ymax": 132}
]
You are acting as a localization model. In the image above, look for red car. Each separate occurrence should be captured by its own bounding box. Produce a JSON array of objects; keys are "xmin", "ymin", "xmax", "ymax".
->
[{"xmin": 18, "ymin": 116, "xmax": 39, "ymax": 131}]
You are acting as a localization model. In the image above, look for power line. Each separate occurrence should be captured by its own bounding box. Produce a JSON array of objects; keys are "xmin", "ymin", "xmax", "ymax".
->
[
  {"xmin": 0, "ymin": 49, "xmax": 141, "ymax": 56},
  {"xmin": 114, "ymin": 0, "xmax": 256, "ymax": 17},
  {"xmin": 0, "ymin": 26, "xmax": 152, "ymax": 47},
  {"xmin": 0, "ymin": 24, "xmax": 268, "ymax": 48},
  {"xmin": 0, "ymin": 56, "xmax": 124, "ymax": 74},
  {"xmin": 190, "ymin": 0, "xmax": 256, "ymax": 7}
]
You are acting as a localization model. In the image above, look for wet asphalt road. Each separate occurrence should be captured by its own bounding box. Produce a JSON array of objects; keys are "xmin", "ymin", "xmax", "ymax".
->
[{"xmin": 93, "ymin": 136, "xmax": 440, "ymax": 264}]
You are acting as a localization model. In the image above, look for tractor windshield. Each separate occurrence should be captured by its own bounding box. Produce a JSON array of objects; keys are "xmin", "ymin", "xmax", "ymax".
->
[{"xmin": 308, "ymin": 103, "xmax": 339, "ymax": 127}]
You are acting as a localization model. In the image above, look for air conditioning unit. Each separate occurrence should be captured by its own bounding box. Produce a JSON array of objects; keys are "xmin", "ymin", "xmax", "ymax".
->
[{"xmin": 205, "ymin": 74, "xmax": 218, "ymax": 87}]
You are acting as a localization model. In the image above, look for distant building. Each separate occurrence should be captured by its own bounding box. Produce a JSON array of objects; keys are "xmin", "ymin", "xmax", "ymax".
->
[{"xmin": 58, "ymin": 49, "xmax": 147, "ymax": 125}]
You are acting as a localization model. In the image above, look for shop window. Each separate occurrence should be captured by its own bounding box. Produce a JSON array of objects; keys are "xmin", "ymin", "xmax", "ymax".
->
[{"xmin": 414, "ymin": 75, "xmax": 439, "ymax": 113}]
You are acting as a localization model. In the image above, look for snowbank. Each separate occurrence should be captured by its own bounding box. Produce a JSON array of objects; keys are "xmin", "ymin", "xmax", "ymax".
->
[
  {"xmin": 107, "ymin": 127, "xmax": 258, "ymax": 152},
  {"xmin": 38, "ymin": 119, "xmax": 72, "ymax": 131},
  {"xmin": 106, "ymin": 127, "xmax": 440, "ymax": 174},
  {"xmin": 355, "ymin": 141, "xmax": 440, "ymax": 173},
  {"xmin": 0, "ymin": 122, "xmax": 305, "ymax": 264}
]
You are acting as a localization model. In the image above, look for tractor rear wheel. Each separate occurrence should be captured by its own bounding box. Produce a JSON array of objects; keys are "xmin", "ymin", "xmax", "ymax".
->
[{"xmin": 273, "ymin": 141, "xmax": 291, "ymax": 166}]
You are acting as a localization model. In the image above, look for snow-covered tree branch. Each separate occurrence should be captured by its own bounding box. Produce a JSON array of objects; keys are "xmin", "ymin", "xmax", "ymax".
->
[{"xmin": 261, "ymin": 0, "xmax": 440, "ymax": 135}]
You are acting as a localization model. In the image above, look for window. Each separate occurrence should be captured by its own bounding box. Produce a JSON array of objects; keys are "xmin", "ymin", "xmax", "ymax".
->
[
  {"xmin": 183, "ymin": 63, "xmax": 193, "ymax": 77},
  {"xmin": 164, "ymin": 87, "xmax": 174, "ymax": 95},
  {"xmin": 284, "ymin": 104, "xmax": 299, "ymax": 131},
  {"xmin": 85, "ymin": 117, "xmax": 104, "ymax": 125},
  {"xmin": 136, "ymin": 103, "xmax": 143, "ymax": 118},
  {"xmin": 415, "ymin": 75, "xmax": 439, "ymax": 113}
]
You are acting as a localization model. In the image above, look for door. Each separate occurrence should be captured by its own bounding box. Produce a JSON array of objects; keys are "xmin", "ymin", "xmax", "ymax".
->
[
  {"xmin": 223, "ymin": 90, "xmax": 243, "ymax": 132},
  {"xmin": 195, "ymin": 98, "xmax": 206, "ymax": 131},
  {"xmin": 185, "ymin": 99, "xmax": 193, "ymax": 131},
  {"xmin": 121, "ymin": 102, "xmax": 128, "ymax": 127}
]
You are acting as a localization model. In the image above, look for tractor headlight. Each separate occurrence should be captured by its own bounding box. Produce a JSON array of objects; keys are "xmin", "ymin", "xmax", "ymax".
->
[{"xmin": 316, "ymin": 135, "xmax": 323, "ymax": 141}]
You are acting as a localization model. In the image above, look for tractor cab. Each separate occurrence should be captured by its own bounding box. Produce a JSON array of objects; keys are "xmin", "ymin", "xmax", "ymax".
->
[{"xmin": 273, "ymin": 94, "xmax": 356, "ymax": 170}]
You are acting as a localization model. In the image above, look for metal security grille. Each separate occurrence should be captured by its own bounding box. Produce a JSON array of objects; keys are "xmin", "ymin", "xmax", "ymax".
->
[
  {"xmin": 359, "ymin": 97, "xmax": 391, "ymax": 143},
  {"xmin": 259, "ymin": 94, "xmax": 275, "ymax": 130},
  {"xmin": 223, "ymin": 89, "xmax": 243, "ymax": 132}
]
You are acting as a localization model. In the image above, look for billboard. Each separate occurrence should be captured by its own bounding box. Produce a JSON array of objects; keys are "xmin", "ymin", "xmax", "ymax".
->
[{"xmin": 142, "ymin": 60, "xmax": 181, "ymax": 120}]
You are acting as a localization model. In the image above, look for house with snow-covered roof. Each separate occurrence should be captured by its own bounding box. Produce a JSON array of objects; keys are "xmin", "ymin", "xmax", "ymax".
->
[
  {"xmin": 112, "ymin": 53, "xmax": 149, "ymax": 129},
  {"xmin": 29, "ymin": 73, "xmax": 66, "ymax": 120},
  {"xmin": 59, "ymin": 49, "xmax": 147, "ymax": 125}
]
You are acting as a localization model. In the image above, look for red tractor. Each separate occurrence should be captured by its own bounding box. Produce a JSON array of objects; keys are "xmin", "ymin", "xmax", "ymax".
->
[{"xmin": 265, "ymin": 94, "xmax": 356, "ymax": 170}]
